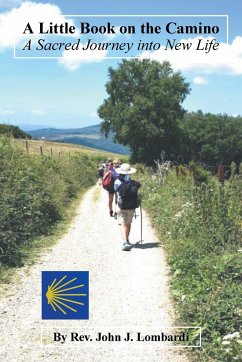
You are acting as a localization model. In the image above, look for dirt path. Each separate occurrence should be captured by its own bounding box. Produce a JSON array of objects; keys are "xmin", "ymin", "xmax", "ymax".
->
[{"xmin": 0, "ymin": 185, "xmax": 189, "ymax": 362}]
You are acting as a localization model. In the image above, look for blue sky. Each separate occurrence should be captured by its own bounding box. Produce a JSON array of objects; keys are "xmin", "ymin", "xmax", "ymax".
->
[{"xmin": 0, "ymin": 0, "xmax": 242, "ymax": 129}]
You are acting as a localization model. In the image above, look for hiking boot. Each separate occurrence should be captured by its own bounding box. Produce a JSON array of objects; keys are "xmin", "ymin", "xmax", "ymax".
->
[
  {"xmin": 122, "ymin": 241, "xmax": 131, "ymax": 251},
  {"xmin": 110, "ymin": 210, "xmax": 113, "ymax": 217}
]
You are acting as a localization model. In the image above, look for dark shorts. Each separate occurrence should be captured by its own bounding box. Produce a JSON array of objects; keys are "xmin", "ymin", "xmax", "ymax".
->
[{"xmin": 108, "ymin": 189, "xmax": 115, "ymax": 195}]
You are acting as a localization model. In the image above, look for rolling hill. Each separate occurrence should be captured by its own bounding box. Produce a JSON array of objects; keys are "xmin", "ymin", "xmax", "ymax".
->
[
  {"xmin": 0, "ymin": 124, "xmax": 32, "ymax": 139},
  {"xmin": 28, "ymin": 124, "xmax": 130, "ymax": 155}
]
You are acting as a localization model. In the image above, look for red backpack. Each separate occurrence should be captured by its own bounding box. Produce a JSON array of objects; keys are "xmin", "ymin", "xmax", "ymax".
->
[{"xmin": 102, "ymin": 170, "xmax": 113, "ymax": 191}]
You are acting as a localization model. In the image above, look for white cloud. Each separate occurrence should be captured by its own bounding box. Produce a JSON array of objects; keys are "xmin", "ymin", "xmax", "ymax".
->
[
  {"xmin": 140, "ymin": 36, "xmax": 242, "ymax": 75},
  {"xmin": 0, "ymin": 2, "xmax": 108, "ymax": 67},
  {"xmin": 32, "ymin": 109, "xmax": 44, "ymax": 116},
  {"xmin": 0, "ymin": 1, "xmax": 74, "ymax": 50},
  {"xmin": 104, "ymin": 26, "xmax": 120, "ymax": 40},
  {"xmin": 59, "ymin": 47, "xmax": 108, "ymax": 71},
  {"xmin": 193, "ymin": 76, "xmax": 207, "ymax": 85}
]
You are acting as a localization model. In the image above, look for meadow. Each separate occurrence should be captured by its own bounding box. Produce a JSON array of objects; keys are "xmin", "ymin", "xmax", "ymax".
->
[{"xmin": 13, "ymin": 138, "xmax": 119, "ymax": 157}]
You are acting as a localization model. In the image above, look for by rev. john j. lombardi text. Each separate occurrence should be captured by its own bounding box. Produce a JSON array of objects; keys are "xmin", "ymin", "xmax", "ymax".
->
[{"xmin": 51, "ymin": 330, "xmax": 190, "ymax": 345}]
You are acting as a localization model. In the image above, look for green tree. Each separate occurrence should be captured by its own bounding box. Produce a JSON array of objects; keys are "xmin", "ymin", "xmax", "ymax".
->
[
  {"xmin": 180, "ymin": 112, "xmax": 242, "ymax": 165},
  {"xmin": 0, "ymin": 124, "xmax": 31, "ymax": 139},
  {"xmin": 98, "ymin": 59, "xmax": 190, "ymax": 164}
]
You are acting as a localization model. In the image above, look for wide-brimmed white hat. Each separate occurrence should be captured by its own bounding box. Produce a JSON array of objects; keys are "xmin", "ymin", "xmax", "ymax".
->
[{"xmin": 115, "ymin": 163, "xmax": 136, "ymax": 174}]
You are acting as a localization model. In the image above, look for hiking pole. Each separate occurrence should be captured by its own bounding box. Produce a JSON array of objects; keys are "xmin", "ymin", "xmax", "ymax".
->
[
  {"xmin": 140, "ymin": 197, "xmax": 143, "ymax": 243},
  {"xmin": 114, "ymin": 192, "xmax": 117, "ymax": 219}
]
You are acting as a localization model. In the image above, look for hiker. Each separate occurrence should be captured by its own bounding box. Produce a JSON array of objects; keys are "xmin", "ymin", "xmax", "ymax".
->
[
  {"xmin": 114, "ymin": 163, "xmax": 141, "ymax": 251},
  {"xmin": 112, "ymin": 159, "xmax": 122, "ymax": 217},
  {"xmin": 108, "ymin": 159, "xmax": 120, "ymax": 216},
  {"xmin": 102, "ymin": 159, "xmax": 120, "ymax": 216},
  {"xmin": 98, "ymin": 162, "xmax": 105, "ymax": 185}
]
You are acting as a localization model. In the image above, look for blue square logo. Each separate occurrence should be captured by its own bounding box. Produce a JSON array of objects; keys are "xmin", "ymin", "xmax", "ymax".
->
[{"xmin": 42, "ymin": 271, "xmax": 89, "ymax": 320}]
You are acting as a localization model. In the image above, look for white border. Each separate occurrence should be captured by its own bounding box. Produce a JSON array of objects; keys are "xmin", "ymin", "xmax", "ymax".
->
[
  {"xmin": 14, "ymin": 14, "xmax": 228, "ymax": 60},
  {"xmin": 40, "ymin": 326, "xmax": 202, "ymax": 348}
]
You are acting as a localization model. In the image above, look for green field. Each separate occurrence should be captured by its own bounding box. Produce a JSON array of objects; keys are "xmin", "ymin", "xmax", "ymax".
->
[{"xmin": 13, "ymin": 138, "xmax": 123, "ymax": 158}]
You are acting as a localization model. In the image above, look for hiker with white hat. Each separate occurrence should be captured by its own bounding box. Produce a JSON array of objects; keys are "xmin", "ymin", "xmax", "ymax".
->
[{"xmin": 114, "ymin": 163, "xmax": 141, "ymax": 251}]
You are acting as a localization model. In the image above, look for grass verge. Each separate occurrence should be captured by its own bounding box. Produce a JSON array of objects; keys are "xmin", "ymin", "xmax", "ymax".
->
[
  {"xmin": 0, "ymin": 136, "xmax": 100, "ymax": 270},
  {"xmin": 0, "ymin": 190, "xmax": 89, "ymax": 285},
  {"xmin": 139, "ymin": 167, "xmax": 242, "ymax": 361}
]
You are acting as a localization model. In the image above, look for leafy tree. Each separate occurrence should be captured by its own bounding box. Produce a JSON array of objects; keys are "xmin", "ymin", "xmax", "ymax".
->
[
  {"xmin": 0, "ymin": 124, "xmax": 31, "ymax": 139},
  {"xmin": 180, "ymin": 112, "xmax": 242, "ymax": 165},
  {"xmin": 98, "ymin": 59, "xmax": 190, "ymax": 164}
]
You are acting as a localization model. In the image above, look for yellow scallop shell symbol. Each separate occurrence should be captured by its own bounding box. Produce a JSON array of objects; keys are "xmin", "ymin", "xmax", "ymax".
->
[{"xmin": 46, "ymin": 275, "xmax": 87, "ymax": 315}]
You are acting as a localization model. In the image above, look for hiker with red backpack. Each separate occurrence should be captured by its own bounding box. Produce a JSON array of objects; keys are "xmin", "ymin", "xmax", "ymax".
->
[
  {"xmin": 114, "ymin": 163, "xmax": 141, "ymax": 251},
  {"xmin": 98, "ymin": 162, "xmax": 106, "ymax": 185},
  {"xmin": 102, "ymin": 159, "xmax": 120, "ymax": 217}
]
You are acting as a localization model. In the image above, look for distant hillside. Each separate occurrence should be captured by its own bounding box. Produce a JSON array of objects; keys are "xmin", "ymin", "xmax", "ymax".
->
[
  {"xmin": 29, "ymin": 124, "xmax": 130, "ymax": 155},
  {"xmin": 17, "ymin": 123, "xmax": 50, "ymax": 131},
  {"xmin": 0, "ymin": 124, "xmax": 32, "ymax": 139}
]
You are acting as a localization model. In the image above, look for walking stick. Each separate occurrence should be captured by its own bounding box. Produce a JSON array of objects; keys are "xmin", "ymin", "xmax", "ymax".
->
[
  {"xmin": 140, "ymin": 197, "xmax": 143, "ymax": 243},
  {"xmin": 114, "ymin": 192, "xmax": 118, "ymax": 219}
]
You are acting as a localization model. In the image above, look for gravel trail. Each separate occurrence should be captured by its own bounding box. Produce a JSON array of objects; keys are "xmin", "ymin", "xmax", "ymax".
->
[{"xmin": 0, "ymin": 185, "xmax": 189, "ymax": 362}]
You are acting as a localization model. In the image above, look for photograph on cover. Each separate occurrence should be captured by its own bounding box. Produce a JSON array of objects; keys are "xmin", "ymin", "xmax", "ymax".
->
[{"xmin": 0, "ymin": 1, "xmax": 241, "ymax": 361}]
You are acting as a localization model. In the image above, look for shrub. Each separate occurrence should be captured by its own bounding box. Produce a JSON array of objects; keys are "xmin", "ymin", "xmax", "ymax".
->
[
  {"xmin": 0, "ymin": 136, "xmax": 98, "ymax": 267},
  {"xmin": 0, "ymin": 124, "xmax": 31, "ymax": 139},
  {"xmin": 139, "ymin": 168, "xmax": 242, "ymax": 361}
]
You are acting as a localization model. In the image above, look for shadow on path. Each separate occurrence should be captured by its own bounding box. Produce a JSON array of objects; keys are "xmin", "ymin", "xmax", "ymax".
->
[{"xmin": 131, "ymin": 242, "xmax": 161, "ymax": 249}]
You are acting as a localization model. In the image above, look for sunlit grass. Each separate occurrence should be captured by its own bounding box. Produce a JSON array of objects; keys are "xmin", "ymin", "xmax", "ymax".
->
[{"xmin": 12, "ymin": 138, "xmax": 123, "ymax": 158}]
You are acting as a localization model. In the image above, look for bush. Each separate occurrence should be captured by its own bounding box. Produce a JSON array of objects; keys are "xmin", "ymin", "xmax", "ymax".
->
[
  {"xmin": 0, "ymin": 136, "xmax": 99, "ymax": 267},
  {"xmin": 139, "ymin": 168, "xmax": 242, "ymax": 361},
  {"xmin": 0, "ymin": 124, "xmax": 31, "ymax": 139}
]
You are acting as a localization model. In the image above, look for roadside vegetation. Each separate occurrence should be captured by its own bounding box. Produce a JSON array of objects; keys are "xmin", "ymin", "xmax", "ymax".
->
[
  {"xmin": 0, "ymin": 136, "xmax": 107, "ymax": 271},
  {"xmin": 139, "ymin": 164, "xmax": 242, "ymax": 361}
]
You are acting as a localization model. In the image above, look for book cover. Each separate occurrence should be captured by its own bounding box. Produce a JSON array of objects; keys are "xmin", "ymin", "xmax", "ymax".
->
[{"xmin": 0, "ymin": 1, "xmax": 241, "ymax": 361}]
